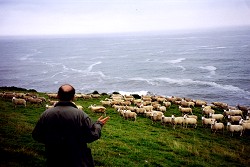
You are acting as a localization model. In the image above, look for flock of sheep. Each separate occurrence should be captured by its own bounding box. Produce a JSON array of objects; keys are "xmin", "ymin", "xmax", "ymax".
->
[
  {"xmin": 1, "ymin": 91, "xmax": 250, "ymax": 137},
  {"xmin": 98, "ymin": 94, "xmax": 250, "ymax": 137}
]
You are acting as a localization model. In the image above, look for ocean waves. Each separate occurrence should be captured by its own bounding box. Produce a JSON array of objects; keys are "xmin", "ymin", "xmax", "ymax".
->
[{"xmin": 1, "ymin": 27, "xmax": 250, "ymax": 106}]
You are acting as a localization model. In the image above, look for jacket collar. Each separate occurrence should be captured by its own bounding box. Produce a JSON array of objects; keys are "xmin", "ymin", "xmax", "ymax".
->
[{"xmin": 54, "ymin": 101, "xmax": 78, "ymax": 108}]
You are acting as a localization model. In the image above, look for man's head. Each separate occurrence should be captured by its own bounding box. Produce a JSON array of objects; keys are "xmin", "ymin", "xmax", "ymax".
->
[{"xmin": 57, "ymin": 84, "xmax": 75, "ymax": 101}]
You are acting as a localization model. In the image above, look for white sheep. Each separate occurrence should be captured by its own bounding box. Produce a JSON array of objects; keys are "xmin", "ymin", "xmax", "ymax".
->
[
  {"xmin": 202, "ymin": 117, "xmax": 216, "ymax": 128},
  {"xmin": 171, "ymin": 115, "xmax": 184, "ymax": 129},
  {"xmin": 228, "ymin": 115, "xmax": 242, "ymax": 123},
  {"xmin": 157, "ymin": 106, "xmax": 167, "ymax": 112},
  {"xmin": 183, "ymin": 114, "xmax": 197, "ymax": 128},
  {"xmin": 161, "ymin": 116, "xmax": 172, "ymax": 126},
  {"xmin": 228, "ymin": 109, "xmax": 243, "ymax": 117},
  {"xmin": 211, "ymin": 120, "xmax": 224, "ymax": 134},
  {"xmin": 123, "ymin": 110, "xmax": 137, "ymax": 121},
  {"xmin": 163, "ymin": 101, "xmax": 171, "ymax": 108},
  {"xmin": 209, "ymin": 113, "xmax": 224, "ymax": 121},
  {"xmin": 227, "ymin": 122, "xmax": 243, "ymax": 136},
  {"xmin": 27, "ymin": 97, "xmax": 43, "ymax": 105},
  {"xmin": 48, "ymin": 100, "xmax": 58, "ymax": 106},
  {"xmin": 186, "ymin": 115, "xmax": 198, "ymax": 120},
  {"xmin": 144, "ymin": 111, "xmax": 152, "ymax": 118},
  {"xmin": 142, "ymin": 105, "xmax": 153, "ymax": 112},
  {"xmin": 88, "ymin": 105, "xmax": 106, "ymax": 116},
  {"xmin": 82, "ymin": 94, "xmax": 92, "ymax": 99},
  {"xmin": 100, "ymin": 100, "xmax": 112, "ymax": 107},
  {"xmin": 12, "ymin": 97, "xmax": 26, "ymax": 108},
  {"xmin": 180, "ymin": 100, "xmax": 189, "ymax": 107},
  {"xmin": 150, "ymin": 111, "xmax": 163, "ymax": 123},
  {"xmin": 202, "ymin": 107, "xmax": 215, "ymax": 116},
  {"xmin": 179, "ymin": 106, "xmax": 193, "ymax": 115},
  {"xmin": 239, "ymin": 119, "xmax": 250, "ymax": 135},
  {"xmin": 239, "ymin": 118, "xmax": 250, "ymax": 124},
  {"xmin": 187, "ymin": 101, "xmax": 195, "ymax": 107},
  {"xmin": 135, "ymin": 107, "xmax": 146, "ymax": 114},
  {"xmin": 76, "ymin": 105, "xmax": 83, "ymax": 110},
  {"xmin": 195, "ymin": 100, "xmax": 207, "ymax": 107}
]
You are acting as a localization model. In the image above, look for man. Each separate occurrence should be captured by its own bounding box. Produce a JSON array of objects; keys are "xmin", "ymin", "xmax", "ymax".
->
[{"xmin": 32, "ymin": 84, "xmax": 110, "ymax": 167}]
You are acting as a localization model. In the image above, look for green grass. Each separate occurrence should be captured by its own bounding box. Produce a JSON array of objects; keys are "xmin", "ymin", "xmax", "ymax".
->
[{"xmin": 0, "ymin": 88, "xmax": 250, "ymax": 167}]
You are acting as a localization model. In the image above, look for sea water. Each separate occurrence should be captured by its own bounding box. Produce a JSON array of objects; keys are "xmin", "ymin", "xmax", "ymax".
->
[{"xmin": 0, "ymin": 27, "xmax": 250, "ymax": 106}]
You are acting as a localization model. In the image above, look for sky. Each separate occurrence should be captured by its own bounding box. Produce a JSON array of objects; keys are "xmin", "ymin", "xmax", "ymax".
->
[{"xmin": 1, "ymin": 0, "xmax": 250, "ymax": 36}]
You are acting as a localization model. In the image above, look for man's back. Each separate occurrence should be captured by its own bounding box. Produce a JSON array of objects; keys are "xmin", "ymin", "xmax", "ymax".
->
[{"xmin": 33, "ymin": 102, "xmax": 96, "ymax": 167}]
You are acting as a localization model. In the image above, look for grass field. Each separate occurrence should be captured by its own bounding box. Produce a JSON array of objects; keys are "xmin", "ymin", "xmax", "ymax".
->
[{"xmin": 0, "ymin": 87, "xmax": 250, "ymax": 167}]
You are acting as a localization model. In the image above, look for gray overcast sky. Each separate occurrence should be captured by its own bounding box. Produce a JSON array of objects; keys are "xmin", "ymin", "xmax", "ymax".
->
[{"xmin": 1, "ymin": 0, "xmax": 250, "ymax": 36}]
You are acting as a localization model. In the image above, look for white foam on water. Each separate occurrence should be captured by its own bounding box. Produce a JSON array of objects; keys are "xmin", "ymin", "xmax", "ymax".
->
[
  {"xmin": 199, "ymin": 66, "xmax": 217, "ymax": 76},
  {"xmin": 119, "ymin": 90, "xmax": 148, "ymax": 96},
  {"xmin": 168, "ymin": 58, "xmax": 186, "ymax": 64}
]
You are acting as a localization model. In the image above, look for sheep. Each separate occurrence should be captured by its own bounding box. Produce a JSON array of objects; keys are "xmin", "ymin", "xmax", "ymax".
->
[
  {"xmin": 195, "ymin": 100, "xmax": 207, "ymax": 107},
  {"xmin": 239, "ymin": 118, "xmax": 250, "ymax": 124},
  {"xmin": 163, "ymin": 101, "xmax": 171, "ymax": 108},
  {"xmin": 209, "ymin": 113, "xmax": 224, "ymax": 122},
  {"xmin": 100, "ymin": 100, "xmax": 112, "ymax": 107},
  {"xmin": 120, "ymin": 100, "xmax": 131, "ymax": 106},
  {"xmin": 37, "ymin": 96, "xmax": 46, "ymax": 102},
  {"xmin": 46, "ymin": 104, "xmax": 54, "ymax": 109},
  {"xmin": 48, "ymin": 100, "xmax": 58, "ymax": 106},
  {"xmin": 12, "ymin": 97, "xmax": 26, "ymax": 108},
  {"xmin": 125, "ymin": 106, "xmax": 136, "ymax": 112},
  {"xmin": 47, "ymin": 93, "xmax": 58, "ymax": 99},
  {"xmin": 27, "ymin": 97, "xmax": 43, "ymax": 105},
  {"xmin": 211, "ymin": 120, "xmax": 224, "ymax": 134},
  {"xmin": 212, "ymin": 102, "xmax": 228, "ymax": 110},
  {"xmin": 152, "ymin": 103, "xmax": 161, "ymax": 110},
  {"xmin": 15, "ymin": 92, "xmax": 26, "ymax": 98},
  {"xmin": 141, "ymin": 95, "xmax": 152, "ymax": 102},
  {"xmin": 202, "ymin": 117, "xmax": 216, "ymax": 128},
  {"xmin": 180, "ymin": 100, "xmax": 189, "ymax": 107},
  {"xmin": 142, "ymin": 105, "xmax": 153, "ymax": 112},
  {"xmin": 161, "ymin": 116, "xmax": 172, "ymax": 126},
  {"xmin": 156, "ymin": 97, "xmax": 166, "ymax": 103},
  {"xmin": 150, "ymin": 111, "xmax": 164, "ymax": 124},
  {"xmin": 166, "ymin": 96, "xmax": 177, "ymax": 103},
  {"xmin": 76, "ymin": 105, "xmax": 83, "ymax": 110},
  {"xmin": 228, "ymin": 115, "xmax": 242, "ymax": 123},
  {"xmin": 187, "ymin": 101, "xmax": 195, "ymax": 107},
  {"xmin": 113, "ymin": 105, "xmax": 126, "ymax": 111},
  {"xmin": 123, "ymin": 110, "xmax": 137, "ymax": 121},
  {"xmin": 174, "ymin": 101, "xmax": 182, "ymax": 105},
  {"xmin": 82, "ymin": 94, "xmax": 92, "ymax": 99},
  {"xmin": 239, "ymin": 119, "xmax": 250, "ymax": 135},
  {"xmin": 124, "ymin": 95, "xmax": 134, "ymax": 102},
  {"xmin": 228, "ymin": 109, "xmax": 243, "ymax": 117},
  {"xmin": 144, "ymin": 111, "xmax": 153, "ymax": 118},
  {"xmin": 157, "ymin": 106, "xmax": 167, "ymax": 112},
  {"xmin": 227, "ymin": 122, "xmax": 243, "ymax": 136},
  {"xmin": 135, "ymin": 107, "xmax": 146, "ymax": 115},
  {"xmin": 183, "ymin": 114, "xmax": 197, "ymax": 128},
  {"xmin": 237, "ymin": 104, "xmax": 249, "ymax": 116},
  {"xmin": 3, "ymin": 92, "xmax": 16, "ymax": 99},
  {"xmin": 171, "ymin": 115, "xmax": 184, "ymax": 129},
  {"xmin": 91, "ymin": 94, "xmax": 101, "ymax": 98},
  {"xmin": 88, "ymin": 105, "xmax": 106, "ymax": 116},
  {"xmin": 179, "ymin": 106, "xmax": 193, "ymax": 115},
  {"xmin": 202, "ymin": 107, "xmax": 215, "ymax": 117},
  {"xmin": 186, "ymin": 115, "xmax": 198, "ymax": 120}
]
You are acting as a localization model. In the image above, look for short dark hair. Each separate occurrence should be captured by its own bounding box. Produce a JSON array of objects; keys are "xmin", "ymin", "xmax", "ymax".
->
[{"xmin": 57, "ymin": 84, "xmax": 75, "ymax": 101}]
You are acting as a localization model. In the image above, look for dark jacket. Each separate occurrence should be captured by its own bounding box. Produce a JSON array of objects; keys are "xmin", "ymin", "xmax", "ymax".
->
[{"xmin": 32, "ymin": 101, "xmax": 103, "ymax": 167}]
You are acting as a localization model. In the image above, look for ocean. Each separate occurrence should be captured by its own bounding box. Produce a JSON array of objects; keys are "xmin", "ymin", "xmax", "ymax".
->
[{"xmin": 0, "ymin": 27, "xmax": 250, "ymax": 106}]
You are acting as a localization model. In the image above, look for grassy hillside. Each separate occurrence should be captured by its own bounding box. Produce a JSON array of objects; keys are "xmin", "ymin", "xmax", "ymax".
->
[{"xmin": 0, "ymin": 88, "xmax": 250, "ymax": 167}]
